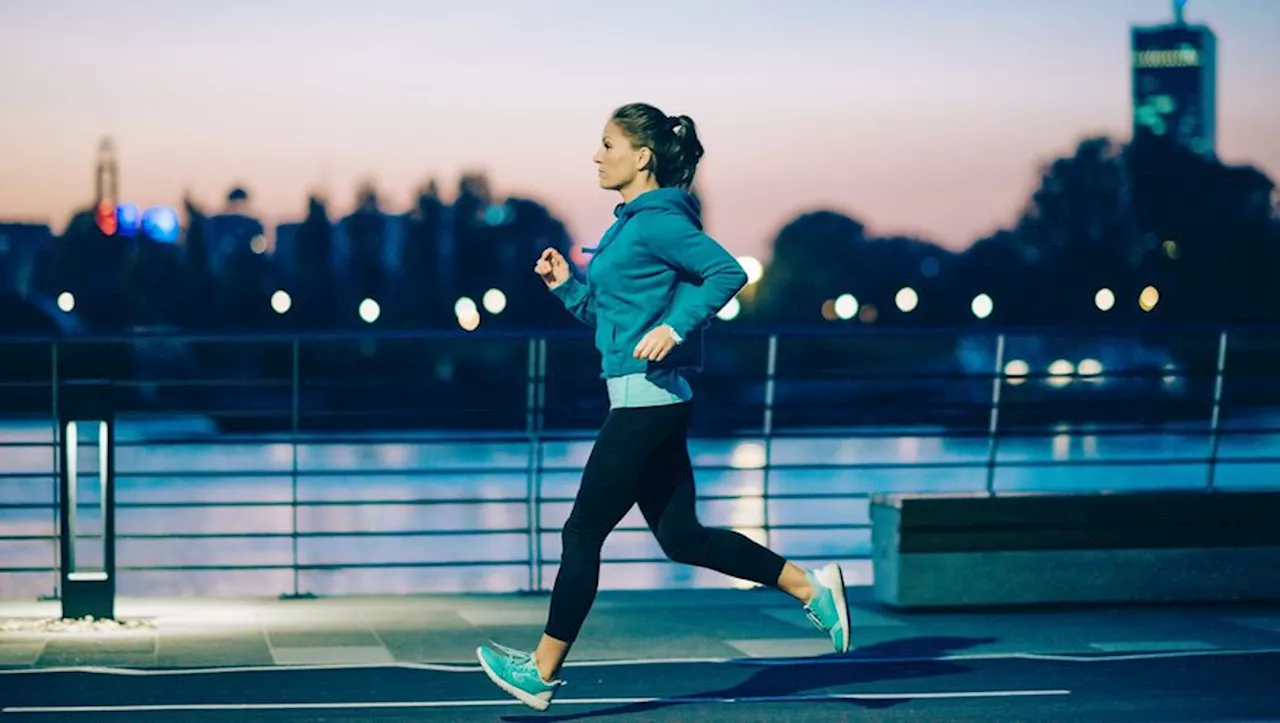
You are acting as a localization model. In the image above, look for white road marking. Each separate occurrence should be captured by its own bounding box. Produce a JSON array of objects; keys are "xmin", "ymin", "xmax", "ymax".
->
[
  {"xmin": 2, "ymin": 689, "xmax": 1072, "ymax": 714},
  {"xmin": 0, "ymin": 645, "xmax": 1275, "ymax": 677}
]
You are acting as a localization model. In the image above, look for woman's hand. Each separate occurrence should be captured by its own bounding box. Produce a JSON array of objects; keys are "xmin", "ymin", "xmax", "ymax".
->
[
  {"xmin": 633, "ymin": 325, "xmax": 680, "ymax": 362},
  {"xmin": 533, "ymin": 247, "xmax": 571, "ymax": 289}
]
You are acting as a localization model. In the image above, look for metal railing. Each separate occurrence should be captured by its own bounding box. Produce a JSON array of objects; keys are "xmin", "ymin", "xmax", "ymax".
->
[{"xmin": 2, "ymin": 324, "xmax": 1279, "ymax": 599}]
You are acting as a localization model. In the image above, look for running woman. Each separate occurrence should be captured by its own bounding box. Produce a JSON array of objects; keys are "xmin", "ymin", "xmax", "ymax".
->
[{"xmin": 476, "ymin": 102, "xmax": 851, "ymax": 711}]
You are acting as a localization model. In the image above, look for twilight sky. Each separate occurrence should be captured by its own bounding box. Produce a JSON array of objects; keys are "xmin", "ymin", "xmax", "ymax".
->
[{"xmin": 1, "ymin": 0, "xmax": 1277, "ymax": 259}]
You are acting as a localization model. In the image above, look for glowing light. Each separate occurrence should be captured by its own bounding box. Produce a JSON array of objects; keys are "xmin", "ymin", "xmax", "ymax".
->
[
  {"xmin": 458, "ymin": 310, "xmax": 481, "ymax": 331},
  {"xmin": 94, "ymin": 199, "xmax": 117, "ymax": 236},
  {"xmin": 895, "ymin": 287, "xmax": 918, "ymax": 313},
  {"xmin": 716, "ymin": 297, "xmax": 741, "ymax": 321},
  {"xmin": 270, "ymin": 290, "xmax": 292, "ymax": 314},
  {"xmin": 971, "ymin": 293, "xmax": 993, "ymax": 320},
  {"xmin": 358, "ymin": 298, "xmax": 381, "ymax": 323},
  {"xmin": 1095, "ymin": 288, "xmax": 1116, "ymax": 312},
  {"xmin": 483, "ymin": 203, "xmax": 514, "ymax": 226},
  {"xmin": 1139, "ymin": 285, "xmax": 1160, "ymax": 312},
  {"xmin": 858, "ymin": 304, "xmax": 879, "ymax": 323},
  {"xmin": 820, "ymin": 299, "xmax": 838, "ymax": 321},
  {"xmin": 834, "ymin": 293, "xmax": 859, "ymax": 320},
  {"xmin": 729, "ymin": 442, "xmax": 766, "ymax": 469},
  {"xmin": 1047, "ymin": 359, "xmax": 1075, "ymax": 388},
  {"xmin": 737, "ymin": 256, "xmax": 763, "ymax": 285},
  {"xmin": 115, "ymin": 203, "xmax": 140, "ymax": 238},
  {"xmin": 56, "ymin": 292, "xmax": 75, "ymax": 313},
  {"xmin": 1004, "ymin": 359, "xmax": 1030, "ymax": 385},
  {"xmin": 482, "ymin": 288, "xmax": 507, "ymax": 314},
  {"xmin": 454, "ymin": 296, "xmax": 478, "ymax": 319},
  {"xmin": 1078, "ymin": 358, "xmax": 1104, "ymax": 378},
  {"xmin": 141, "ymin": 206, "xmax": 180, "ymax": 243}
]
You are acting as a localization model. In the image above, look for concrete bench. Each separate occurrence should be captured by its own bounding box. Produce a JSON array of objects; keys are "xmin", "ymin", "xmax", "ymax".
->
[{"xmin": 870, "ymin": 491, "xmax": 1280, "ymax": 609}]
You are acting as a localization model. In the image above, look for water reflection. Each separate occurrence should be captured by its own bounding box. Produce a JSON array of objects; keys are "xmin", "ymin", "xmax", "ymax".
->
[{"xmin": 1, "ymin": 411, "xmax": 1278, "ymax": 599}]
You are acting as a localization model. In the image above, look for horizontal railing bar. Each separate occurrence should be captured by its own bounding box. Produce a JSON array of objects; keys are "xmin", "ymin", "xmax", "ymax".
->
[
  {"xmin": 3, "ymin": 319, "xmax": 1279, "ymax": 345},
  {"xmin": 0, "ymin": 551, "xmax": 873, "ymax": 575},
  {"xmin": 3, "ymin": 455, "xmax": 1276, "ymax": 486},
  {"xmin": 3, "ymin": 422, "xmax": 1278, "ymax": 445},
  {"xmin": 111, "ymin": 561, "xmax": 532, "ymax": 571},
  {"xmin": 3, "ymin": 424, "xmax": 1275, "ymax": 449},
  {"xmin": 0, "ymin": 520, "xmax": 873, "ymax": 542}
]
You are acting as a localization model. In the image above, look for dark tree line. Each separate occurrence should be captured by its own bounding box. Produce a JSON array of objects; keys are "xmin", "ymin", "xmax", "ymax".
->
[{"xmin": 752, "ymin": 132, "xmax": 1278, "ymax": 327}]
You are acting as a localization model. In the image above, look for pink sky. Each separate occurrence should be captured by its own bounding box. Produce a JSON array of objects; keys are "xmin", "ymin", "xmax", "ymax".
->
[{"xmin": 1, "ymin": 0, "xmax": 1277, "ymax": 258}]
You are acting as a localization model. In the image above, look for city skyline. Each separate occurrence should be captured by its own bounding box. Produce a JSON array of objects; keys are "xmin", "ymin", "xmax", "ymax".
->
[{"xmin": 2, "ymin": 0, "xmax": 1278, "ymax": 259}]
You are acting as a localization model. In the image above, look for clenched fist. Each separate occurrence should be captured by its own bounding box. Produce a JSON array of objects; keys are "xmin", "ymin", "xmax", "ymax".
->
[{"xmin": 533, "ymin": 247, "xmax": 571, "ymax": 289}]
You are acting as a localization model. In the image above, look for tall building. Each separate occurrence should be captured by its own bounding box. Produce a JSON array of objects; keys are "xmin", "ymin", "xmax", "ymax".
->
[{"xmin": 1131, "ymin": 0, "xmax": 1217, "ymax": 156}]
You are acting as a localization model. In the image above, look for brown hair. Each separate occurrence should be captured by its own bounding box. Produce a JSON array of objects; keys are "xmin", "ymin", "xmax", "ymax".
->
[{"xmin": 610, "ymin": 103, "xmax": 704, "ymax": 190}]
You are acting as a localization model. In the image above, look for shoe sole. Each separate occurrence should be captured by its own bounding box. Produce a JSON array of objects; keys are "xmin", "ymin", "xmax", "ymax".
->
[
  {"xmin": 475, "ymin": 647, "xmax": 553, "ymax": 712},
  {"xmin": 817, "ymin": 563, "xmax": 851, "ymax": 654}
]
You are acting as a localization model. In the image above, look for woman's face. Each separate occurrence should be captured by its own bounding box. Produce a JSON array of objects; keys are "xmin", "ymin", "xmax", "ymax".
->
[{"xmin": 593, "ymin": 120, "xmax": 649, "ymax": 191}]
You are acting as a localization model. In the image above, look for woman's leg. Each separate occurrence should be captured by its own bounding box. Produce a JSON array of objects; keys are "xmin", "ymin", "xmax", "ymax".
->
[
  {"xmin": 635, "ymin": 407, "xmax": 789, "ymax": 589},
  {"xmin": 636, "ymin": 406, "xmax": 852, "ymax": 651},
  {"xmin": 532, "ymin": 404, "xmax": 687, "ymax": 680}
]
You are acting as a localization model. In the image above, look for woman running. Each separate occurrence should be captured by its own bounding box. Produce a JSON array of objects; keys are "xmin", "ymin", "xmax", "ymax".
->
[{"xmin": 476, "ymin": 102, "xmax": 851, "ymax": 711}]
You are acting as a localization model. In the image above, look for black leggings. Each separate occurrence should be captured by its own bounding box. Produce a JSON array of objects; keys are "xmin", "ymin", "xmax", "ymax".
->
[{"xmin": 544, "ymin": 402, "xmax": 787, "ymax": 644}]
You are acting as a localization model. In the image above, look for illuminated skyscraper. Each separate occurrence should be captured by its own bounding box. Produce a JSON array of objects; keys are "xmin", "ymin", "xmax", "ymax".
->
[{"xmin": 1131, "ymin": 0, "xmax": 1217, "ymax": 156}]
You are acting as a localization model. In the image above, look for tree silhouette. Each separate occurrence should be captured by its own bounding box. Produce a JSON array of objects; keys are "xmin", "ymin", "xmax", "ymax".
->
[
  {"xmin": 755, "ymin": 210, "xmax": 865, "ymax": 324},
  {"xmin": 755, "ymin": 210, "xmax": 949, "ymax": 326},
  {"xmin": 1126, "ymin": 131, "xmax": 1277, "ymax": 321},
  {"xmin": 1004, "ymin": 137, "xmax": 1148, "ymax": 323},
  {"xmin": 292, "ymin": 195, "xmax": 336, "ymax": 328},
  {"xmin": 343, "ymin": 181, "xmax": 388, "ymax": 307}
]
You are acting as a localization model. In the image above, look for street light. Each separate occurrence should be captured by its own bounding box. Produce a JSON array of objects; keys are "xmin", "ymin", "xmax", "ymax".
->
[
  {"xmin": 971, "ymin": 293, "xmax": 993, "ymax": 319},
  {"xmin": 895, "ymin": 287, "xmax": 919, "ymax": 313},
  {"xmin": 271, "ymin": 290, "xmax": 292, "ymax": 314},
  {"xmin": 834, "ymin": 294, "xmax": 859, "ymax": 320}
]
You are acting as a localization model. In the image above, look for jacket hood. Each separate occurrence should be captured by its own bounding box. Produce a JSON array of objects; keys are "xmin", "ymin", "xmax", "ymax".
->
[{"xmin": 614, "ymin": 187, "xmax": 702, "ymax": 229}]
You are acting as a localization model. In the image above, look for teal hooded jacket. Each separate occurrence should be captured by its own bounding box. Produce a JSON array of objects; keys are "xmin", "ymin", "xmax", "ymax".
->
[{"xmin": 550, "ymin": 188, "xmax": 747, "ymax": 379}]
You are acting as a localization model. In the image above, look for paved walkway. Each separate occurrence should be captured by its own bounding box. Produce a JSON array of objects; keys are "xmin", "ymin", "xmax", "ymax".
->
[
  {"xmin": 2, "ymin": 589, "xmax": 1279, "ymax": 721},
  {"xmin": 2, "ymin": 587, "xmax": 1280, "ymax": 669}
]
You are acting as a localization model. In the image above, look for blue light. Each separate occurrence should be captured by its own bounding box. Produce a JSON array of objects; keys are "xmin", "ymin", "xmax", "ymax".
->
[
  {"xmin": 141, "ymin": 206, "xmax": 180, "ymax": 243},
  {"xmin": 116, "ymin": 203, "xmax": 141, "ymax": 238},
  {"xmin": 483, "ymin": 203, "xmax": 514, "ymax": 227}
]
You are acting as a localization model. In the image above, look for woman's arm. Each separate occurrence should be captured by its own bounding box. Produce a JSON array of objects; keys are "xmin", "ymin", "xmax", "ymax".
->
[
  {"xmin": 643, "ymin": 213, "xmax": 747, "ymax": 340},
  {"xmin": 549, "ymin": 276, "xmax": 598, "ymax": 328}
]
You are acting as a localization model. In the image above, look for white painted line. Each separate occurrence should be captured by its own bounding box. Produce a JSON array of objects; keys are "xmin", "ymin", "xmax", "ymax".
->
[
  {"xmin": 1090, "ymin": 641, "xmax": 1217, "ymax": 653},
  {"xmin": 0, "ymin": 645, "xmax": 1276, "ymax": 677},
  {"xmin": 1, "ymin": 689, "xmax": 1072, "ymax": 714}
]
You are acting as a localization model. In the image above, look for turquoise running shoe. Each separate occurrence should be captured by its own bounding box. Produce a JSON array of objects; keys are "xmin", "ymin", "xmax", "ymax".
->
[
  {"xmin": 803, "ymin": 562, "xmax": 851, "ymax": 654},
  {"xmin": 476, "ymin": 642, "xmax": 564, "ymax": 711}
]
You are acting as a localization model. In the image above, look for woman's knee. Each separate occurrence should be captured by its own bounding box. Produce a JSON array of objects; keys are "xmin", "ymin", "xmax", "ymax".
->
[
  {"xmin": 561, "ymin": 517, "xmax": 607, "ymax": 558},
  {"xmin": 654, "ymin": 520, "xmax": 707, "ymax": 564}
]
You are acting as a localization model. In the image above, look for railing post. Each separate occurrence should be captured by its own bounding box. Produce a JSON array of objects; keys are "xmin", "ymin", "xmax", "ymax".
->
[
  {"xmin": 524, "ymin": 337, "xmax": 548, "ymax": 592},
  {"xmin": 1206, "ymin": 330, "xmax": 1229, "ymax": 490},
  {"xmin": 524, "ymin": 337, "xmax": 538, "ymax": 592},
  {"xmin": 50, "ymin": 342, "xmax": 59, "ymax": 601},
  {"xmin": 761, "ymin": 334, "xmax": 778, "ymax": 548},
  {"xmin": 985, "ymin": 332, "xmax": 1007, "ymax": 496},
  {"xmin": 290, "ymin": 337, "xmax": 301, "ymax": 598}
]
